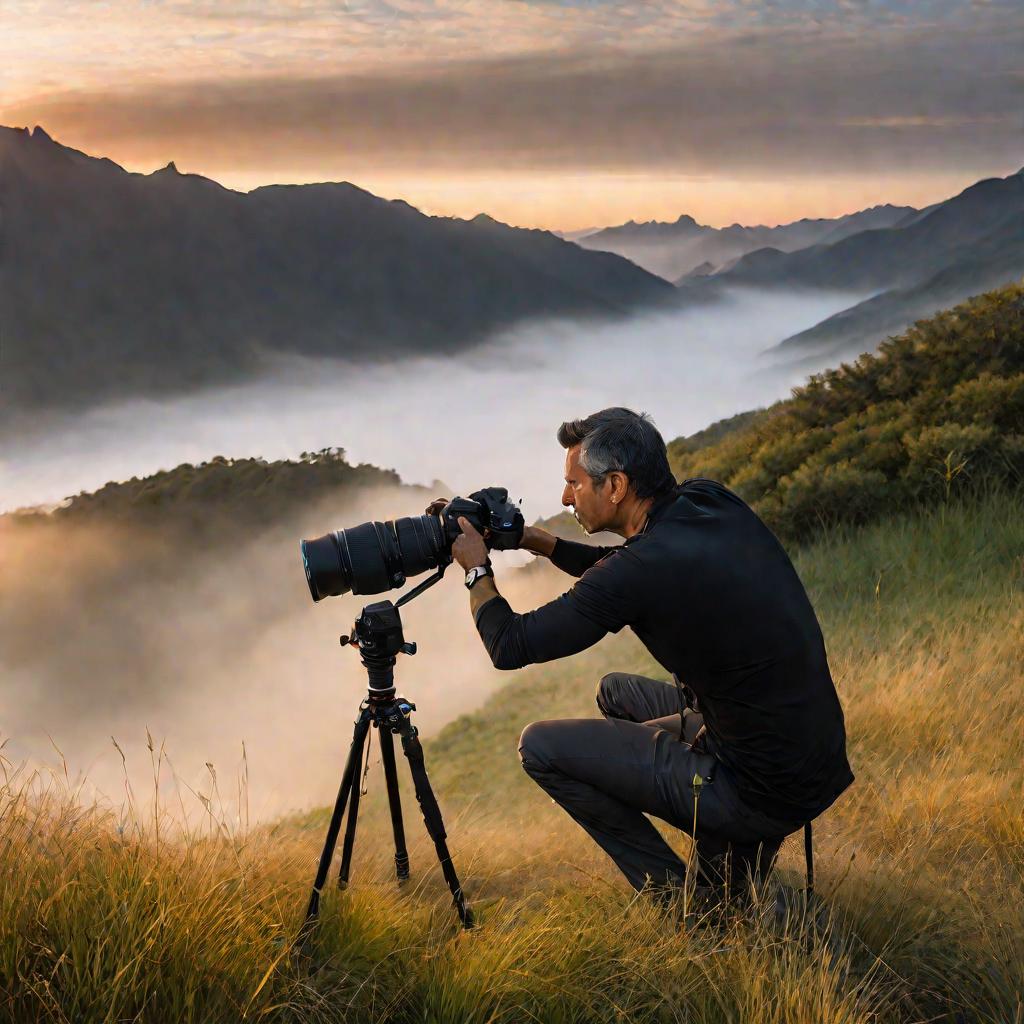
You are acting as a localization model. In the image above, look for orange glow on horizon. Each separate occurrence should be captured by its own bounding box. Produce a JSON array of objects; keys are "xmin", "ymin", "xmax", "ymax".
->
[{"xmin": 6, "ymin": 124, "xmax": 983, "ymax": 232}]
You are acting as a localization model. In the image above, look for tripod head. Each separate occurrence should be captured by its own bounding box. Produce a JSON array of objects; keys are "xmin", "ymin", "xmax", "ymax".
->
[
  {"xmin": 339, "ymin": 601, "xmax": 416, "ymax": 694},
  {"xmin": 338, "ymin": 562, "xmax": 447, "ymax": 695}
]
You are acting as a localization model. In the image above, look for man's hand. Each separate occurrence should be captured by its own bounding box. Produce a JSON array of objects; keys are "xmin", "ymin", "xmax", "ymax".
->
[
  {"xmin": 424, "ymin": 496, "xmax": 556, "ymax": 559},
  {"xmin": 452, "ymin": 516, "xmax": 490, "ymax": 572}
]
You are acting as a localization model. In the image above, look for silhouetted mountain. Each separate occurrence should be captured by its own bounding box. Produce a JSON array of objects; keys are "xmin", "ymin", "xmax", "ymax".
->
[
  {"xmin": 654, "ymin": 167, "xmax": 1024, "ymax": 364},
  {"xmin": 0, "ymin": 126, "xmax": 674, "ymax": 417},
  {"xmin": 713, "ymin": 169, "xmax": 1024, "ymax": 293},
  {"xmin": 575, "ymin": 205, "xmax": 913, "ymax": 280},
  {"xmin": 770, "ymin": 213, "xmax": 1024, "ymax": 365}
]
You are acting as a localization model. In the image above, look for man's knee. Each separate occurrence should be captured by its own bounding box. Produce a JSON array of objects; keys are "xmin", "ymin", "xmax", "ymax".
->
[
  {"xmin": 596, "ymin": 672, "xmax": 627, "ymax": 718},
  {"xmin": 518, "ymin": 720, "xmax": 555, "ymax": 775}
]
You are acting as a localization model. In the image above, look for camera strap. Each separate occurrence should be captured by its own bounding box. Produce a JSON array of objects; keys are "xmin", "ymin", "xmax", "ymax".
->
[{"xmin": 395, "ymin": 563, "xmax": 448, "ymax": 609}]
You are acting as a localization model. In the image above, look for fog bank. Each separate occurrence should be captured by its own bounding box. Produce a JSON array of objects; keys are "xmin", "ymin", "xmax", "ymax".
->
[
  {"xmin": 1, "ymin": 288, "xmax": 862, "ymax": 518},
  {"xmin": 0, "ymin": 486, "xmax": 569, "ymax": 821}
]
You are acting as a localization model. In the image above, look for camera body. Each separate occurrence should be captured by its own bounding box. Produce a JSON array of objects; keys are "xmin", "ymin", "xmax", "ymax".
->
[
  {"xmin": 440, "ymin": 487, "xmax": 524, "ymax": 553},
  {"xmin": 301, "ymin": 486, "xmax": 524, "ymax": 601}
]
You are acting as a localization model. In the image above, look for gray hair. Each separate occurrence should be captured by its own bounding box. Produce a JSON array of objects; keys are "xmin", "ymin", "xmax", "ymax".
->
[{"xmin": 557, "ymin": 407, "xmax": 675, "ymax": 500}]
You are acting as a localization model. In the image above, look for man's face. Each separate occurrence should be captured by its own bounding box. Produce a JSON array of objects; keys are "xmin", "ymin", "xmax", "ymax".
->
[{"xmin": 561, "ymin": 445, "xmax": 613, "ymax": 534}]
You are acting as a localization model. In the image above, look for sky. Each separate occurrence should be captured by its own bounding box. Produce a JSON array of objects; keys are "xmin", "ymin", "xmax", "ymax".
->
[{"xmin": 2, "ymin": 0, "xmax": 1022, "ymax": 229}]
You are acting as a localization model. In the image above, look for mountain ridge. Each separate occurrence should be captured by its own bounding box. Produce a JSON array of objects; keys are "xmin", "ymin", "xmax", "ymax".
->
[
  {"xmin": 714, "ymin": 167, "xmax": 1024, "ymax": 293},
  {"xmin": 575, "ymin": 203, "xmax": 915, "ymax": 280},
  {"xmin": 0, "ymin": 125, "xmax": 675, "ymax": 419}
]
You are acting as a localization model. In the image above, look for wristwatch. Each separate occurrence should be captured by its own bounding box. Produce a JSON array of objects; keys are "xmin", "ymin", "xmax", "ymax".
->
[{"xmin": 464, "ymin": 563, "xmax": 494, "ymax": 590}]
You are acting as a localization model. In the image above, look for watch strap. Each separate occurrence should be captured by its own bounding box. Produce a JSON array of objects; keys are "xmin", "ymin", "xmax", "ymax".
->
[{"xmin": 465, "ymin": 563, "xmax": 494, "ymax": 589}]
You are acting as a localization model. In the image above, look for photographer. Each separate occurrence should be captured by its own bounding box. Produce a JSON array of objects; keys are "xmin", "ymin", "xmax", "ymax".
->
[{"xmin": 440, "ymin": 407, "xmax": 853, "ymax": 905}]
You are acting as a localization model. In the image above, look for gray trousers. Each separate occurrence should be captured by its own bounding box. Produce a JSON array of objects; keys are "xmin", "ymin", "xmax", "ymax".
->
[{"xmin": 518, "ymin": 672, "xmax": 803, "ymax": 897}]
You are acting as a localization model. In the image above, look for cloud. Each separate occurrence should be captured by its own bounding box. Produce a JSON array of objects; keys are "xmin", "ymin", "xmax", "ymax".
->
[
  {"xmin": 3, "ymin": 0, "xmax": 1021, "ymax": 225},
  {"xmin": 7, "ymin": 23, "xmax": 1022, "ymax": 181}
]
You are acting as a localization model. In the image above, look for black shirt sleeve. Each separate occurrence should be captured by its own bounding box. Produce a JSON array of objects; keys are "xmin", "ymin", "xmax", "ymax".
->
[
  {"xmin": 473, "ymin": 550, "xmax": 640, "ymax": 670},
  {"xmin": 549, "ymin": 537, "xmax": 621, "ymax": 578},
  {"xmin": 474, "ymin": 593, "xmax": 608, "ymax": 670}
]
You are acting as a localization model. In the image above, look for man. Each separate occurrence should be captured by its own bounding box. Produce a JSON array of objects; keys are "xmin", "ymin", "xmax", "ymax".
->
[{"xmin": 439, "ymin": 406, "xmax": 853, "ymax": 903}]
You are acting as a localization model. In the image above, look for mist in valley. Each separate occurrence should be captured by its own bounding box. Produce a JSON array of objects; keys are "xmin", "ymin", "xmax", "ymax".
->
[
  {"xmin": 0, "ymin": 288, "xmax": 864, "ymax": 820},
  {"xmin": 0, "ymin": 483, "xmax": 575, "ymax": 822},
  {"xmin": 1, "ymin": 289, "xmax": 863, "ymax": 518}
]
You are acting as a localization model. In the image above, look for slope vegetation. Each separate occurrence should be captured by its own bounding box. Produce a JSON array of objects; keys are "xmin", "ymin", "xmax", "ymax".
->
[
  {"xmin": 670, "ymin": 282, "xmax": 1024, "ymax": 542},
  {"xmin": 3, "ymin": 489, "xmax": 1021, "ymax": 1023}
]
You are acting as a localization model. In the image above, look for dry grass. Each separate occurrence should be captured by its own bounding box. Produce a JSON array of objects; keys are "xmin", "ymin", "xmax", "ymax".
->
[{"xmin": 2, "ymin": 491, "xmax": 1022, "ymax": 1023}]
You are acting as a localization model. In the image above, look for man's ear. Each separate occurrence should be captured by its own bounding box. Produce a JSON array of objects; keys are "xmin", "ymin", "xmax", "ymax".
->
[{"xmin": 607, "ymin": 471, "xmax": 630, "ymax": 504}]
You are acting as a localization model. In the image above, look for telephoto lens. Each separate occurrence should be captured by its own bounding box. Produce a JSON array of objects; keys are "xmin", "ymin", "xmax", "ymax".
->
[
  {"xmin": 300, "ymin": 488, "xmax": 523, "ymax": 601},
  {"xmin": 301, "ymin": 514, "xmax": 446, "ymax": 600}
]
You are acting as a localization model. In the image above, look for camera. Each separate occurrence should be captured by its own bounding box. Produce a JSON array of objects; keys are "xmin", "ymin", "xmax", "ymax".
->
[{"xmin": 301, "ymin": 486, "xmax": 524, "ymax": 600}]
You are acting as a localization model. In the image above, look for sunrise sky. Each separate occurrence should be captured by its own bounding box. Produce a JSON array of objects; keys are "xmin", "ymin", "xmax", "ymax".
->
[{"xmin": 3, "ymin": 0, "xmax": 1022, "ymax": 230}]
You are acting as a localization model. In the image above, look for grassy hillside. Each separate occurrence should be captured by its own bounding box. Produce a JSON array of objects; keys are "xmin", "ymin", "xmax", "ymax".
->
[
  {"xmin": 669, "ymin": 282, "xmax": 1024, "ymax": 543},
  {"xmin": 3, "ymin": 289, "xmax": 1024, "ymax": 1022},
  {"xmin": 3, "ymin": 490, "xmax": 1021, "ymax": 1023}
]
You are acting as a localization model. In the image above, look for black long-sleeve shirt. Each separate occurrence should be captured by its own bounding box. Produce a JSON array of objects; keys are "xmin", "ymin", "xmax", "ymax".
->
[{"xmin": 474, "ymin": 478, "xmax": 854, "ymax": 821}]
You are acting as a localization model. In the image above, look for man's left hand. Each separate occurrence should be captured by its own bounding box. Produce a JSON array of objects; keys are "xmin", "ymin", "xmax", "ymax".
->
[{"xmin": 452, "ymin": 516, "xmax": 490, "ymax": 571}]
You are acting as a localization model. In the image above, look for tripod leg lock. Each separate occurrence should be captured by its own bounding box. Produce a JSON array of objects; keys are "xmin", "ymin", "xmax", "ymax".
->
[{"xmin": 395, "ymin": 851, "xmax": 410, "ymax": 881}]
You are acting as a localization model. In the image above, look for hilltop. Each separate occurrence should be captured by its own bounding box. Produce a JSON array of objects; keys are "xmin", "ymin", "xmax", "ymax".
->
[{"xmin": 29, "ymin": 447, "xmax": 421, "ymax": 538}]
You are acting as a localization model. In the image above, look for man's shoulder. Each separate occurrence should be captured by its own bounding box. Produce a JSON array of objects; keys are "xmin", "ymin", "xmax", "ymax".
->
[{"xmin": 678, "ymin": 477, "xmax": 748, "ymax": 507}]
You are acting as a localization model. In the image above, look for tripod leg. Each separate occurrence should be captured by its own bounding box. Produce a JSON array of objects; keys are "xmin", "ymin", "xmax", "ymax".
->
[
  {"xmin": 338, "ymin": 725, "xmax": 370, "ymax": 889},
  {"xmin": 398, "ymin": 721, "xmax": 474, "ymax": 929},
  {"xmin": 303, "ymin": 714, "xmax": 371, "ymax": 931},
  {"xmin": 378, "ymin": 727, "xmax": 410, "ymax": 882}
]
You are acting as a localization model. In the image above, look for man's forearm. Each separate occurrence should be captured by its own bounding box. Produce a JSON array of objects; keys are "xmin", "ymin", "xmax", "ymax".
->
[
  {"xmin": 469, "ymin": 575, "xmax": 529, "ymax": 670},
  {"xmin": 519, "ymin": 525, "xmax": 557, "ymax": 559},
  {"xmin": 468, "ymin": 574, "xmax": 502, "ymax": 618}
]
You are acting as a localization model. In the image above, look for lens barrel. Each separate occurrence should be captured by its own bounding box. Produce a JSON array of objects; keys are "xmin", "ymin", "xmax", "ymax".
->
[{"xmin": 301, "ymin": 514, "xmax": 447, "ymax": 601}]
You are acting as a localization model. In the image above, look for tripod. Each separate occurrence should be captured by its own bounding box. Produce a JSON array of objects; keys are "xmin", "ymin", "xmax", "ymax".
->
[{"xmin": 302, "ymin": 570, "xmax": 473, "ymax": 935}]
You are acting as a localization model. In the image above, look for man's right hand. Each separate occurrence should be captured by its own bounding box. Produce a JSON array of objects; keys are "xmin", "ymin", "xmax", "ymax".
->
[{"xmin": 424, "ymin": 497, "xmax": 556, "ymax": 558}]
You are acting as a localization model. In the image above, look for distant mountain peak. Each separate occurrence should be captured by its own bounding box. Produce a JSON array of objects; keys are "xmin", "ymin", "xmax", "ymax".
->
[
  {"xmin": 31, "ymin": 125, "xmax": 52, "ymax": 142},
  {"xmin": 145, "ymin": 160, "xmax": 181, "ymax": 178}
]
